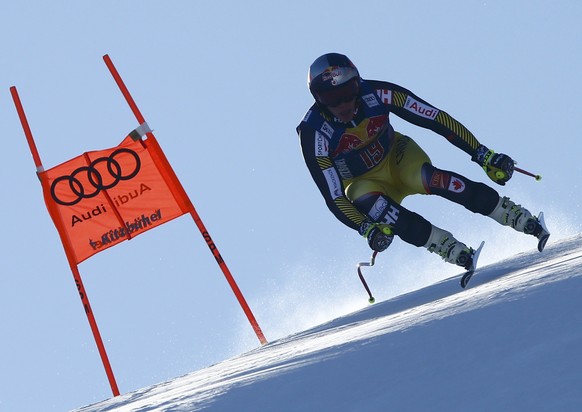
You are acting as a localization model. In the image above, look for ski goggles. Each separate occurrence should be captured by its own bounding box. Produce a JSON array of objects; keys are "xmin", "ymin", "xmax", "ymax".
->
[{"xmin": 316, "ymin": 78, "xmax": 360, "ymax": 107}]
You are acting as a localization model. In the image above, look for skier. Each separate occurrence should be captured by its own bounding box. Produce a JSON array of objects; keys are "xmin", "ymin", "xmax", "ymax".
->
[{"xmin": 296, "ymin": 52, "xmax": 550, "ymax": 270}]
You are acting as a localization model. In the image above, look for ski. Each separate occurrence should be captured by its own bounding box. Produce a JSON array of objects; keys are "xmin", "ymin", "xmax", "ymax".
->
[
  {"xmin": 460, "ymin": 241, "xmax": 485, "ymax": 288},
  {"xmin": 536, "ymin": 212, "xmax": 550, "ymax": 252}
]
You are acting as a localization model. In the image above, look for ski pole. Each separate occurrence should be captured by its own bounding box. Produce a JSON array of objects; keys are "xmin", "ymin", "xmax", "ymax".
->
[
  {"xmin": 514, "ymin": 166, "xmax": 542, "ymax": 181},
  {"xmin": 357, "ymin": 251, "xmax": 378, "ymax": 304}
]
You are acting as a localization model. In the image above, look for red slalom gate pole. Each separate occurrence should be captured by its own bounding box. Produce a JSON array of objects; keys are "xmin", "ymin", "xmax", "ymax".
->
[
  {"xmin": 10, "ymin": 86, "xmax": 121, "ymax": 396},
  {"xmin": 102, "ymin": 54, "xmax": 268, "ymax": 345}
]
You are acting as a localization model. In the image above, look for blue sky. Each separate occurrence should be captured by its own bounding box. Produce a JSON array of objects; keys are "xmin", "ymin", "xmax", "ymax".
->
[{"xmin": 1, "ymin": 1, "xmax": 581, "ymax": 411}]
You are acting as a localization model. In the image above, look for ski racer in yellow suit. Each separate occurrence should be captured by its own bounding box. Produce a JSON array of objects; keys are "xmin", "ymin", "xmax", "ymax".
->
[{"xmin": 297, "ymin": 53, "xmax": 550, "ymax": 269}]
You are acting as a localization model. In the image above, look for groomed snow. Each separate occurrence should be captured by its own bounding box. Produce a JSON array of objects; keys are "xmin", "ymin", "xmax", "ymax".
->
[{"xmin": 73, "ymin": 235, "xmax": 582, "ymax": 411}]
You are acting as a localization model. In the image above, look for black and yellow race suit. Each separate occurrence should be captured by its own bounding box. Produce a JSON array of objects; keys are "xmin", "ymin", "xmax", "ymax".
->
[{"xmin": 296, "ymin": 79, "xmax": 500, "ymax": 247}]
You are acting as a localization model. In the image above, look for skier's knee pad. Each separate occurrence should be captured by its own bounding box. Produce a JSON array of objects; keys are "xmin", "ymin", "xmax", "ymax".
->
[
  {"xmin": 353, "ymin": 193, "xmax": 432, "ymax": 247},
  {"xmin": 421, "ymin": 163, "xmax": 499, "ymax": 215}
]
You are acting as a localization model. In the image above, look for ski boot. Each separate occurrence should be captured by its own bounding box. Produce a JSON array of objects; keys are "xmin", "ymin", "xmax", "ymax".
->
[
  {"xmin": 489, "ymin": 196, "xmax": 550, "ymax": 251},
  {"xmin": 424, "ymin": 226, "xmax": 477, "ymax": 270},
  {"xmin": 524, "ymin": 212, "xmax": 550, "ymax": 252}
]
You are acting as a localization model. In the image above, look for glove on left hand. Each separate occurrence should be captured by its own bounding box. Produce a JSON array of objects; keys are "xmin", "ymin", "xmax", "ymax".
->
[
  {"xmin": 472, "ymin": 144, "xmax": 515, "ymax": 186},
  {"xmin": 359, "ymin": 220, "xmax": 394, "ymax": 252}
]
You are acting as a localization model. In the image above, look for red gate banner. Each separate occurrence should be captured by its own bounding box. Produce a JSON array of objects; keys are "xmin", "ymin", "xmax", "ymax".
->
[
  {"xmin": 41, "ymin": 133, "xmax": 190, "ymax": 264},
  {"xmin": 11, "ymin": 54, "xmax": 267, "ymax": 398}
]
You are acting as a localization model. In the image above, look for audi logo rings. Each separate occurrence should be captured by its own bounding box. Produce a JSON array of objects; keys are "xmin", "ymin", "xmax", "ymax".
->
[{"xmin": 51, "ymin": 148, "xmax": 141, "ymax": 206}]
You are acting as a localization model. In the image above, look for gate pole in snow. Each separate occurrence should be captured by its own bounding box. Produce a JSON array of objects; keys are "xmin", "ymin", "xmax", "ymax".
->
[
  {"xmin": 10, "ymin": 86, "xmax": 121, "ymax": 397},
  {"xmin": 103, "ymin": 54, "xmax": 268, "ymax": 345}
]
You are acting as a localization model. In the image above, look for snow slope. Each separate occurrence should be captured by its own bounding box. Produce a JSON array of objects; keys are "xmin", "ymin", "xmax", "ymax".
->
[{"xmin": 74, "ymin": 235, "xmax": 582, "ymax": 411}]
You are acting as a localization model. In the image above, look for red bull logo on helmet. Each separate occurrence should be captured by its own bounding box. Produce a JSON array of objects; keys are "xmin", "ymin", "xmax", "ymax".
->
[{"xmin": 321, "ymin": 66, "xmax": 357, "ymax": 86}]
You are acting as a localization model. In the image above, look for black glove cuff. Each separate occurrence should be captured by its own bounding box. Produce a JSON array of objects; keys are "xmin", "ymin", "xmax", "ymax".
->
[
  {"xmin": 359, "ymin": 220, "xmax": 374, "ymax": 237},
  {"xmin": 472, "ymin": 144, "xmax": 490, "ymax": 164}
]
